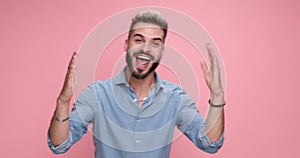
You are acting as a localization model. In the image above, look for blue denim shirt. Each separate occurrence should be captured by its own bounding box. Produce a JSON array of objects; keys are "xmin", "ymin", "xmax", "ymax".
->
[{"xmin": 48, "ymin": 68, "xmax": 224, "ymax": 158}]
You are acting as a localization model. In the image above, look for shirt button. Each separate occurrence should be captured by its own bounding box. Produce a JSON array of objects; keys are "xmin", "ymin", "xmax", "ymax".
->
[
  {"xmin": 135, "ymin": 139, "xmax": 140, "ymax": 143},
  {"xmin": 136, "ymin": 118, "xmax": 140, "ymax": 123}
]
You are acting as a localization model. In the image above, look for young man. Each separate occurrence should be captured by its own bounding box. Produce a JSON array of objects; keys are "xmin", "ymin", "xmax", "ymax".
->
[{"xmin": 48, "ymin": 10, "xmax": 225, "ymax": 158}]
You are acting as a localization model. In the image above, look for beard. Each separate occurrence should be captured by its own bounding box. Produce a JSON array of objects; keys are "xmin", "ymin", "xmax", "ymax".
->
[{"xmin": 126, "ymin": 50, "xmax": 160, "ymax": 80}]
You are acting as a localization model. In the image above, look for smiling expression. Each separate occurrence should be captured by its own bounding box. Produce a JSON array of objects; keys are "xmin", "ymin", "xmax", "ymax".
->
[{"xmin": 125, "ymin": 22, "xmax": 165, "ymax": 79}]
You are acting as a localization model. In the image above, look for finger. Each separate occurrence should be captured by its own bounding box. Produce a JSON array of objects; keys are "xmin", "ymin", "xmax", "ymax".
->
[
  {"xmin": 200, "ymin": 59, "xmax": 209, "ymax": 74},
  {"xmin": 200, "ymin": 59, "xmax": 211, "ymax": 80},
  {"xmin": 65, "ymin": 51, "xmax": 78, "ymax": 82},
  {"xmin": 206, "ymin": 43, "xmax": 215, "ymax": 65},
  {"xmin": 205, "ymin": 43, "xmax": 223, "ymax": 89},
  {"xmin": 200, "ymin": 60, "xmax": 212, "ymax": 88},
  {"xmin": 205, "ymin": 44, "xmax": 223, "ymax": 94},
  {"xmin": 68, "ymin": 51, "xmax": 78, "ymax": 70},
  {"xmin": 70, "ymin": 51, "xmax": 77, "ymax": 65},
  {"xmin": 206, "ymin": 43, "xmax": 220, "ymax": 74}
]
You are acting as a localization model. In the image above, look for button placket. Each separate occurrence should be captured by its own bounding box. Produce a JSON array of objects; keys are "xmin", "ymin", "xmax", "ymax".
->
[{"xmin": 133, "ymin": 109, "xmax": 142, "ymax": 148}]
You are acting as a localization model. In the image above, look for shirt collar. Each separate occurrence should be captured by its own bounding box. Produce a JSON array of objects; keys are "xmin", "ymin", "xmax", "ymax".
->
[
  {"xmin": 113, "ymin": 67, "xmax": 164, "ymax": 91},
  {"xmin": 113, "ymin": 67, "xmax": 129, "ymax": 86}
]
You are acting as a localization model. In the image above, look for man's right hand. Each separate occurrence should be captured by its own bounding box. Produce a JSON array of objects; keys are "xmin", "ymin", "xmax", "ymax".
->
[
  {"xmin": 49, "ymin": 51, "xmax": 78, "ymax": 146},
  {"xmin": 58, "ymin": 51, "xmax": 78, "ymax": 103}
]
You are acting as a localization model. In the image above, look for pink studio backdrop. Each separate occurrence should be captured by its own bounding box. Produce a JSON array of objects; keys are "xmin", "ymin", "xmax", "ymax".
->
[{"xmin": 1, "ymin": 0, "xmax": 299, "ymax": 158}]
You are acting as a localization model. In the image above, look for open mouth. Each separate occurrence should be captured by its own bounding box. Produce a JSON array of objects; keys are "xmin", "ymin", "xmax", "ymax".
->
[{"xmin": 135, "ymin": 54, "xmax": 153, "ymax": 71}]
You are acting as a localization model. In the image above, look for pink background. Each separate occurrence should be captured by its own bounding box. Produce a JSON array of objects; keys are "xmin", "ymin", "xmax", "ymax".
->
[{"xmin": 1, "ymin": 0, "xmax": 300, "ymax": 158}]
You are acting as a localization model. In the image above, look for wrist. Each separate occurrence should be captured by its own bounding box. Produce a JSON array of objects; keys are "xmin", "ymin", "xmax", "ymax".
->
[
  {"xmin": 210, "ymin": 94, "xmax": 225, "ymax": 105},
  {"xmin": 57, "ymin": 96, "xmax": 71, "ymax": 105},
  {"xmin": 209, "ymin": 99, "xmax": 226, "ymax": 107},
  {"xmin": 55, "ymin": 98, "xmax": 71, "ymax": 118},
  {"xmin": 53, "ymin": 112, "xmax": 70, "ymax": 122}
]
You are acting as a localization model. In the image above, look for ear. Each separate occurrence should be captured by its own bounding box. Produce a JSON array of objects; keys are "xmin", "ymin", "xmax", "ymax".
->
[{"xmin": 124, "ymin": 39, "xmax": 129, "ymax": 51}]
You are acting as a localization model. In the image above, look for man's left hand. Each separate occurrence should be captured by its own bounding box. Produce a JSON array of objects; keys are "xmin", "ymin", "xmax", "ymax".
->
[{"xmin": 200, "ymin": 43, "xmax": 225, "ymax": 105}]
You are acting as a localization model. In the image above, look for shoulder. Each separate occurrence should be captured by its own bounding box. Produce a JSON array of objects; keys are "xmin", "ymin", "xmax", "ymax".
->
[
  {"xmin": 159, "ymin": 78, "xmax": 194, "ymax": 106},
  {"xmin": 159, "ymin": 79, "xmax": 187, "ymax": 96},
  {"xmin": 77, "ymin": 77, "xmax": 113, "ymax": 96},
  {"xmin": 93, "ymin": 78, "xmax": 112, "ymax": 86},
  {"xmin": 89, "ymin": 77, "xmax": 115, "ymax": 88}
]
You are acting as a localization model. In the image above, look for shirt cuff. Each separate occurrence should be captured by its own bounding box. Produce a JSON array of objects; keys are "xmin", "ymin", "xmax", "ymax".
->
[
  {"xmin": 199, "ymin": 132, "xmax": 224, "ymax": 154},
  {"xmin": 47, "ymin": 131, "xmax": 73, "ymax": 154}
]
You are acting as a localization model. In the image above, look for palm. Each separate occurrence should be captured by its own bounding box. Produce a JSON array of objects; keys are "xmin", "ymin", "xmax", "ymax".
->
[
  {"xmin": 59, "ymin": 51, "xmax": 77, "ymax": 102},
  {"xmin": 200, "ymin": 44, "xmax": 224, "ymax": 103}
]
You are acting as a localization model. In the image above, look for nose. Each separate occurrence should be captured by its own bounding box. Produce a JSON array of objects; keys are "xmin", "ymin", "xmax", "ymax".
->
[{"xmin": 141, "ymin": 42, "xmax": 151, "ymax": 53}]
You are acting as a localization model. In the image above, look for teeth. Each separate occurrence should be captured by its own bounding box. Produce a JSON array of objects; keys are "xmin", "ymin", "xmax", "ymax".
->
[{"xmin": 136, "ymin": 55, "xmax": 151, "ymax": 61}]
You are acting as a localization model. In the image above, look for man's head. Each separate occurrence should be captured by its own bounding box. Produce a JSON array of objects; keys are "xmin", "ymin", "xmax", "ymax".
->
[
  {"xmin": 128, "ymin": 10, "xmax": 168, "ymax": 42},
  {"xmin": 125, "ymin": 10, "xmax": 168, "ymax": 79}
]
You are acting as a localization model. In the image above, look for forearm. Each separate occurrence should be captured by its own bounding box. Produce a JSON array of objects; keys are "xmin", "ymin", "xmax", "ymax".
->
[
  {"xmin": 205, "ymin": 96, "xmax": 225, "ymax": 142},
  {"xmin": 49, "ymin": 98, "xmax": 71, "ymax": 146}
]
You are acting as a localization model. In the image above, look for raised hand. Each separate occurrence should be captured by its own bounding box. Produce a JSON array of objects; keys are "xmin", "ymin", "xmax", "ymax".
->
[
  {"xmin": 200, "ymin": 44, "xmax": 224, "ymax": 105},
  {"xmin": 200, "ymin": 44, "xmax": 225, "ymax": 142},
  {"xmin": 49, "ymin": 51, "xmax": 78, "ymax": 146},
  {"xmin": 58, "ymin": 51, "xmax": 78, "ymax": 103}
]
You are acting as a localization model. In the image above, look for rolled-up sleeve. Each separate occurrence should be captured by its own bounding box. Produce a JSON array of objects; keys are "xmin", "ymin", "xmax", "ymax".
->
[
  {"xmin": 183, "ymin": 114, "xmax": 224, "ymax": 153},
  {"xmin": 176, "ymin": 90, "xmax": 224, "ymax": 154},
  {"xmin": 47, "ymin": 108, "xmax": 89, "ymax": 154},
  {"xmin": 48, "ymin": 84, "xmax": 97, "ymax": 154},
  {"xmin": 47, "ymin": 131, "xmax": 73, "ymax": 154}
]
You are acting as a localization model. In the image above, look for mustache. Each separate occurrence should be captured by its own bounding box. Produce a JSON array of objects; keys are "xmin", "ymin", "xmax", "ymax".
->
[{"xmin": 132, "ymin": 51, "xmax": 154, "ymax": 61}]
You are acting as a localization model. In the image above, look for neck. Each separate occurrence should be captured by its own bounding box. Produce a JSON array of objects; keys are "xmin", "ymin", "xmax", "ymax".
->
[{"xmin": 125, "ymin": 67, "xmax": 156, "ymax": 98}]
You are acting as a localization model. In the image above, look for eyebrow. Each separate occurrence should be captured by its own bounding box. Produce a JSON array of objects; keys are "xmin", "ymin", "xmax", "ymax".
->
[
  {"xmin": 133, "ymin": 34, "xmax": 144, "ymax": 38},
  {"xmin": 152, "ymin": 38, "xmax": 163, "ymax": 42},
  {"xmin": 133, "ymin": 34, "xmax": 163, "ymax": 42}
]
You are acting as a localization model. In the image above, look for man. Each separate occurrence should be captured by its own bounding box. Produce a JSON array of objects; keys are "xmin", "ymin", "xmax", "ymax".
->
[{"xmin": 48, "ymin": 10, "xmax": 225, "ymax": 158}]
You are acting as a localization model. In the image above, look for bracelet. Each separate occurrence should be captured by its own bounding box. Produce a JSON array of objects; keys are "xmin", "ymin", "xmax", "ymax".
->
[
  {"xmin": 53, "ymin": 115, "xmax": 70, "ymax": 122},
  {"xmin": 209, "ymin": 99, "xmax": 226, "ymax": 107}
]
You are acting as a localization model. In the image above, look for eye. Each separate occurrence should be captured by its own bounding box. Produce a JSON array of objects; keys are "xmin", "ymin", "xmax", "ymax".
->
[
  {"xmin": 134, "ymin": 38, "xmax": 144, "ymax": 44},
  {"xmin": 151, "ymin": 41, "xmax": 162, "ymax": 47}
]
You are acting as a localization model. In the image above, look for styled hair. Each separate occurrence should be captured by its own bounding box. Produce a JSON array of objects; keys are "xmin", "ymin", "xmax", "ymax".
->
[{"xmin": 128, "ymin": 10, "xmax": 168, "ymax": 42}]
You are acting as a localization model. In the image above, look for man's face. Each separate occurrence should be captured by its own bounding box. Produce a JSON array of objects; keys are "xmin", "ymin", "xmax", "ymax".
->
[{"xmin": 125, "ymin": 22, "xmax": 165, "ymax": 79}]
